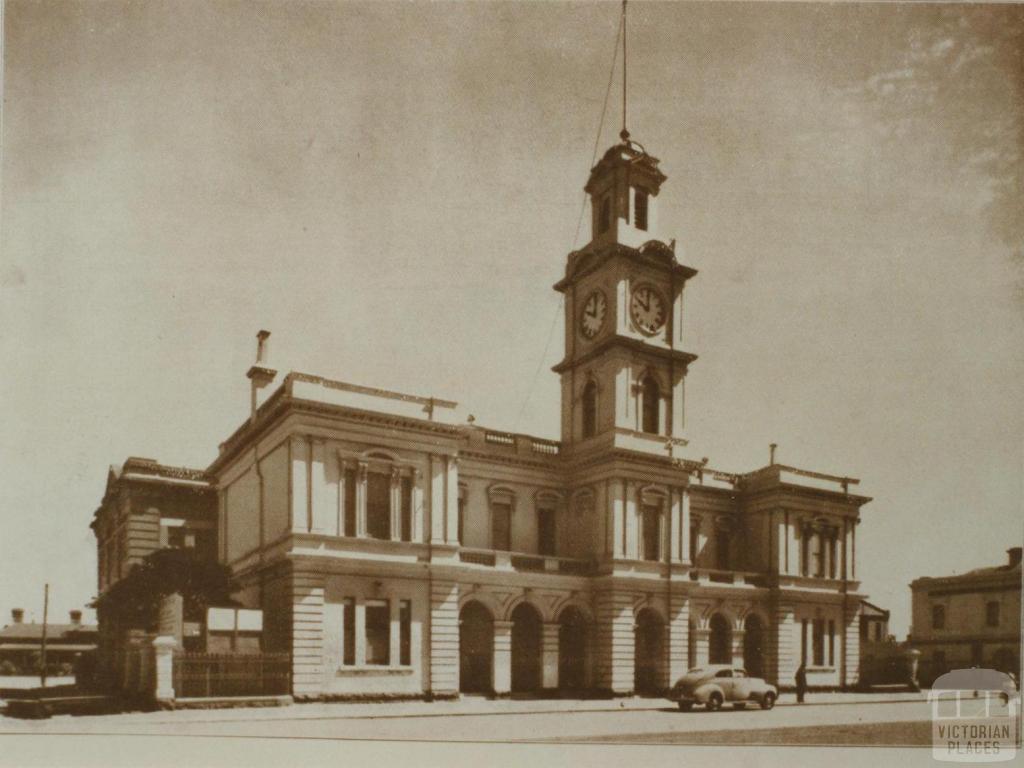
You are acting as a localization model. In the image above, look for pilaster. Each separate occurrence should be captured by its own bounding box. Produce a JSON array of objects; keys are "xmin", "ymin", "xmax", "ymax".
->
[
  {"xmin": 609, "ymin": 479, "xmax": 625, "ymax": 558},
  {"xmin": 624, "ymin": 481, "xmax": 638, "ymax": 560},
  {"xmin": 291, "ymin": 571, "xmax": 325, "ymax": 698},
  {"xmin": 842, "ymin": 600, "xmax": 861, "ymax": 689},
  {"xmin": 389, "ymin": 467, "xmax": 402, "ymax": 542},
  {"xmin": 429, "ymin": 580, "xmax": 459, "ymax": 696},
  {"xmin": 430, "ymin": 455, "xmax": 445, "ymax": 544},
  {"xmin": 309, "ymin": 439, "xmax": 327, "ymax": 534},
  {"xmin": 445, "ymin": 456, "xmax": 459, "ymax": 545},
  {"xmin": 693, "ymin": 627, "xmax": 710, "ymax": 667},
  {"xmin": 594, "ymin": 590, "xmax": 635, "ymax": 694},
  {"xmin": 355, "ymin": 461, "xmax": 368, "ymax": 537},
  {"xmin": 542, "ymin": 622, "xmax": 560, "ymax": 690},
  {"xmin": 493, "ymin": 620, "xmax": 513, "ymax": 695},
  {"xmin": 731, "ymin": 628, "xmax": 746, "ymax": 668},
  {"xmin": 668, "ymin": 593, "xmax": 689, "ymax": 681},
  {"xmin": 771, "ymin": 601, "xmax": 796, "ymax": 689}
]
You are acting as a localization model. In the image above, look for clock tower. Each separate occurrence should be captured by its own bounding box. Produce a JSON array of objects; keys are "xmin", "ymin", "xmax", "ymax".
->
[{"xmin": 553, "ymin": 133, "xmax": 698, "ymax": 457}]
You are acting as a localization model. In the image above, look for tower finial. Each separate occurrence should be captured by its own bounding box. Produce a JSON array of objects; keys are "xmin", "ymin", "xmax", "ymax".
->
[{"xmin": 620, "ymin": 0, "xmax": 628, "ymax": 142}]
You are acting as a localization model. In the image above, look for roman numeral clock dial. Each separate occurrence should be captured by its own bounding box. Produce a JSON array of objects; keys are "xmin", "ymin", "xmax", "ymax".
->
[
  {"xmin": 579, "ymin": 290, "xmax": 607, "ymax": 339},
  {"xmin": 630, "ymin": 285, "xmax": 666, "ymax": 335}
]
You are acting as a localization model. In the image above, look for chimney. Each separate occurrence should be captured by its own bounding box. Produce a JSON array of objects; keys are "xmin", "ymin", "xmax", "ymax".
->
[
  {"xmin": 69, "ymin": 610, "xmax": 82, "ymax": 626},
  {"xmin": 11, "ymin": 608, "xmax": 24, "ymax": 624},
  {"xmin": 246, "ymin": 330, "xmax": 277, "ymax": 422},
  {"xmin": 1008, "ymin": 547, "xmax": 1022, "ymax": 568},
  {"xmin": 769, "ymin": 443, "xmax": 778, "ymax": 466}
]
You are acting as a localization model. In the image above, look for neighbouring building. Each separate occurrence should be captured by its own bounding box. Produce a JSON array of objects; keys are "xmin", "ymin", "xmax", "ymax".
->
[
  {"xmin": 0, "ymin": 609, "xmax": 98, "ymax": 676},
  {"xmin": 858, "ymin": 599, "xmax": 921, "ymax": 689},
  {"xmin": 860, "ymin": 600, "xmax": 890, "ymax": 646},
  {"xmin": 910, "ymin": 547, "xmax": 1022, "ymax": 686},
  {"xmin": 92, "ymin": 130, "xmax": 874, "ymax": 701},
  {"xmin": 90, "ymin": 457, "xmax": 217, "ymax": 685}
]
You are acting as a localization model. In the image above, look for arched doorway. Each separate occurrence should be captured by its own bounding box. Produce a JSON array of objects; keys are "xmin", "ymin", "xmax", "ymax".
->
[
  {"xmin": 709, "ymin": 613, "xmax": 732, "ymax": 665},
  {"xmin": 743, "ymin": 614, "xmax": 765, "ymax": 678},
  {"xmin": 634, "ymin": 608, "xmax": 665, "ymax": 694},
  {"xmin": 558, "ymin": 607, "xmax": 588, "ymax": 691},
  {"xmin": 459, "ymin": 602, "xmax": 493, "ymax": 694},
  {"xmin": 511, "ymin": 603, "xmax": 542, "ymax": 693}
]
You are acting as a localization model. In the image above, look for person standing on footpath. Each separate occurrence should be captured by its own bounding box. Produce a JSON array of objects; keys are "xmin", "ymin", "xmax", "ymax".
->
[{"xmin": 795, "ymin": 663, "xmax": 808, "ymax": 703}]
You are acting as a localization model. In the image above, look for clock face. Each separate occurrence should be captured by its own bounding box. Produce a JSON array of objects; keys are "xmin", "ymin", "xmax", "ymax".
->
[
  {"xmin": 630, "ymin": 285, "xmax": 667, "ymax": 335},
  {"xmin": 580, "ymin": 290, "xmax": 607, "ymax": 339}
]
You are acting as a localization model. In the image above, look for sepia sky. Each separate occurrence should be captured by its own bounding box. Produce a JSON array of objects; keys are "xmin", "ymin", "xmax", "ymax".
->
[{"xmin": 2, "ymin": 1, "xmax": 1021, "ymax": 638}]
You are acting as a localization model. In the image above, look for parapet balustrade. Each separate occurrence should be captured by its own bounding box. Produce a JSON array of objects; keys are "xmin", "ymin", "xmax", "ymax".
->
[{"xmin": 457, "ymin": 547, "xmax": 594, "ymax": 575}]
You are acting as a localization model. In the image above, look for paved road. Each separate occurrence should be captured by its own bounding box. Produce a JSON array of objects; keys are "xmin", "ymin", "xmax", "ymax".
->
[{"xmin": 2, "ymin": 698, "xmax": 934, "ymax": 746}]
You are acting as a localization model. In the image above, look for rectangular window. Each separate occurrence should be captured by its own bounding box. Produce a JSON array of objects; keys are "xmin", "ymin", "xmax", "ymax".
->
[
  {"xmin": 367, "ymin": 472, "xmax": 390, "ymax": 540},
  {"xmin": 827, "ymin": 620, "xmax": 835, "ymax": 666},
  {"xmin": 642, "ymin": 505, "xmax": 660, "ymax": 562},
  {"xmin": 986, "ymin": 601, "xmax": 1000, "ymax": 628},
  {"xmin": 365, "ymin": 600, "xmax": 390, "ymax": 666},
  {"xmin": 689, "ymin": 524, "xmax": 698, "ymax": 564},
  {"xmin": 401, "ymin": 476, "xmax": 412, "ymax": 542},
  {"xmin": 634, "ymin": 188, "xmax": 648, "ymax": 231},
  {"xmin": 715, "ymin": 530, "xmax": 730, "ymax": 570},
  {"xmin": 800, "ymin": 528, "xmax": 809, "ymax": 576},
  {"xmin": 811, "ymin": 533, "xmax": 823, "ymax": 577},
  {"xmin": 342, "ymin": 598, "xmax": 355, "ymax": 666},
  {"xmin": 399, "ymin": 600, "xmax": 411, "ymax": 666},
  {"xmin": 344, "ymin": 468, "xmax": 357, "ymax": 536},
  {"xmin": 860, "ymin": 620, "xmax": 867, "ymax": 641},
  {"xmin": 828, "ymin": 535, "xmax": 837, "ymax": 579},
  {"xmin": 537, "ymin": 508, "xmax": 556, "ymax": 557},
  {"xmin": 457, "ymin": 496, "xmax": 465, "ymax": 544},
  {"xmin": 932, "ymin": 604, "xmax": 945, "ymax": 630},
  {"xmin": 491, "ymin": 502, "xmax": 511, "ymax": 551},
  {"xmin": 813, "ymin": 618, "xmax": 825, "ymax": 666}
]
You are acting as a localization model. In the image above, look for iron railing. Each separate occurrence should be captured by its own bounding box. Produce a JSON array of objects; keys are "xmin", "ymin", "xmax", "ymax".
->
[{"xmin": 172, "ymin": 652, "xmax": 291, "ymax": 698}]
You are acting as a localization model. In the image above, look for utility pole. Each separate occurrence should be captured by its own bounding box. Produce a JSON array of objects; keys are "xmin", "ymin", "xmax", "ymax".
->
[{"xmin": 40, "ymin": 583, "xmax": 49, "ymax": 688}]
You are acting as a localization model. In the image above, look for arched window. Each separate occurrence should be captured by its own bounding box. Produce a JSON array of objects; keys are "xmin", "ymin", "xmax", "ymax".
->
[
  {"xmin": 640, "ymin": 375, "xmax": 660, "ymax": 435},
  {"xmin": 598, "ymin": 196, "xmax": 611, "ymax": 234},
  {"xmin": 582, "ymin": 380, "xmax": 598, "ymax": 439},
  {"xmin": 634, "ymin": 188, "xmax": 649, "ymax": 231}
]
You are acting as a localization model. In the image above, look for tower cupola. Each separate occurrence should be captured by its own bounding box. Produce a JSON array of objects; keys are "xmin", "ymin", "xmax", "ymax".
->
[{"xmin": 584, "ymin": 132, "xmax": 667, "ymax": 249}]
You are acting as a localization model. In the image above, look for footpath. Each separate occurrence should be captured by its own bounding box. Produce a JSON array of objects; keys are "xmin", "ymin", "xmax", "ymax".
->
[{"xmin": 15, "ymin": 689, "xmax": 924, "ymax": 725}]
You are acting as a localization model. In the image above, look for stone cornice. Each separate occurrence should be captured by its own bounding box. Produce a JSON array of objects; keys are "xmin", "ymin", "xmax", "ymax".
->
[
  {"xmin": 552, "ymin": 335, "xmax": 698, "ymax": 374},
  {"xmin": 207, "ymin": 393, "xmax": 463, "ymax": 477},
  {"xmin": 553, "ymin": 241, "xmax": 698, "ymax": 293}
]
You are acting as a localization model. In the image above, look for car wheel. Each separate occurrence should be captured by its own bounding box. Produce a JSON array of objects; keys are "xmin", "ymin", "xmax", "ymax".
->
[
  {"xmin": 678, "ymin": 701, "xmax": 693, "ymax": 712},
  {"xmin": 761, "ymin": 692, "xmax": 776, "ymax": 710},
  {"xmin": 706, "ymin": 692, "xmax": 723, "ymax": 712}
]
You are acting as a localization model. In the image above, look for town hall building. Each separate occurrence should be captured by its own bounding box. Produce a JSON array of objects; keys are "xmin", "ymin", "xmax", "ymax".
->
[{"xmin": 92, "ymin": 130, "xmax": 872, "ymax": 701}]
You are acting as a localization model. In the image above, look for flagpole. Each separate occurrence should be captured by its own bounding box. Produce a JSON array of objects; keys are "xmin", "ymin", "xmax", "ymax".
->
[{"xmin": 40, "ymin": 583, "xmax": 49, "ymax": 688}]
